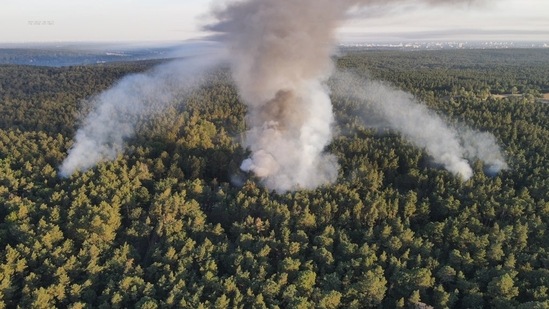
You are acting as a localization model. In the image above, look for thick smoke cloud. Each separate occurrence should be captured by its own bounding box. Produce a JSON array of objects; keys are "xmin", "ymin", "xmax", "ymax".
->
[
  {"xmin": 332, "ymin": 71, "xmax": 507, "ymax": 180},
  {"xmin": 59, "ymin": 50, "xmax": 223, "ymax": 177},
  {"xmin": 62, "ymin": 0, "xmax": 492, "ymax": 188},
  {"xmin": 207, "ymin": 0, "xmax": 348, "ymax": 192},
  {"xmin": 458, "ymin": 126, "xmax": 508, "ymax": 175},
  {"xmin": 208, "ymin": 0, "xmax": 485, "ymax": 191}
]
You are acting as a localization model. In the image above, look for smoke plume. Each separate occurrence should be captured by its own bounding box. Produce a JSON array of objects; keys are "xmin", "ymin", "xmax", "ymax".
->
[
  {"xmin": 208, "ymin": 0, "xmax": 484, "ymax": 191},
  {"xmin": 331, "ymin": 71, "xmax": 507, "ymax": 180},
  {"xmin": 207, "ymin": 0, "xmax": 349, "ymax": 192},
  {"xmin": 59, "ymin": 50, "xmax": 222, "ymax": 178},
  {"xmin": 458, "ymin": 126, "xmax": 508, "ymax": 176},
  {"xmin": 61, "ymin": 0, "xmax": 490, "ymax": 188}
]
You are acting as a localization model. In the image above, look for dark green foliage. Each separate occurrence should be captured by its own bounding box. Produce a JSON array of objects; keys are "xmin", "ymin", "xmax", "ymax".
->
[{"xmin": 1, "ymin": 49, "xmax": 548, "ymax": 308}]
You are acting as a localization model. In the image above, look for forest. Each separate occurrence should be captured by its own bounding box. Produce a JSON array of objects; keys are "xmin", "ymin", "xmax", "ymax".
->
[{"xmin": 0, "ymin": 48, "xmax": 548, "ymax": 308}]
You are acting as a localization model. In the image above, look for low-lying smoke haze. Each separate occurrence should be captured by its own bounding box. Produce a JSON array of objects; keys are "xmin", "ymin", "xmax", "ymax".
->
[
  {"xmin": 458, "ymin": 127, "xmax": 509, "ymax": 175},
  {"xmin": 332, "ymin": 71, "xmax": 508, "ymax": 180},
  {"xmin": 59, "ymin": 52, "xmax": 223, "ymax": 177}
]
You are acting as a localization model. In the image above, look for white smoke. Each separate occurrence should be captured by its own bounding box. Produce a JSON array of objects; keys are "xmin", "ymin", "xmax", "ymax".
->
[
  {"xmin": 458, "ymin": 126, "xmax": 508, "ymax": 175},
  {"xmin": 208, "ymin": 0, "xmax": 349, "ymax": 192},
  {"xmin": 239, "ymin": 81, "xmax": 339, "ymax": 192},
  {"xmin": 59, "ymin": 45, "xmax": 224, "ymax": 177},
  {"xmin": 332, "ymin": 71, "xmax": 508, "ymax": 180},
  {"xmin": 61, "ymin": 0, "xmax": 492, "ymax": 188},
  {"xmin": 208, "ymin": 0, "xmax": 485, "ymax": 192}
]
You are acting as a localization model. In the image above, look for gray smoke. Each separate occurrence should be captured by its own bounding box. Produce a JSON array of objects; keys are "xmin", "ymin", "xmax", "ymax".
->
[
  {"xmin": 208, "ymin": 0, "xmax": 484, "ymax": 191},
  {"xmin": 332, "ymin": 71, "xmax": 507, "ymax": 180},
  {"xmin": 458, "ymin": 126, "xmax": 508, "ymax": 176},
  {"xmin": 61, "ymin": 1, "xmax": 489, "ymax": 185},
  {"xmin": 208, "ymin": 0, "xmax": 347, "ymax": 192},
  {"xmin": 59, "ymin": 48, "xmax": 223, "ymax": 177}
]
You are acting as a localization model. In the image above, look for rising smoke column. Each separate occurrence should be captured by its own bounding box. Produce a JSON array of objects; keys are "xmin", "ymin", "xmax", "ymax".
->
[
  {"xmin": 208, "ymin": 0, "xmax": 484, "ymax": 191},
  {"xmin": 208, "ymin": 0, "xmax": 349, "ymax": 192},
  {"xmin": 60, "ymin": 53, "xmax": 222, "ymax": 177},
  {"xmin": 331, "ymin": 71, "xmax": 507, "ymax": 180}
]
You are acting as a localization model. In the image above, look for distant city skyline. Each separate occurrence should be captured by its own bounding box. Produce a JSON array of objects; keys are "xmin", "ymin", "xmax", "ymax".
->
[{"xmin": 1, "ymin": 0, "xmax": 548, "ymax": 43}]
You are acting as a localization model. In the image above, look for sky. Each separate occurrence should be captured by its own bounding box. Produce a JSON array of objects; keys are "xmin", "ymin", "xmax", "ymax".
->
[{"xmin": 0, "ymin": 0, "xmax": 548, "ymax": 44}]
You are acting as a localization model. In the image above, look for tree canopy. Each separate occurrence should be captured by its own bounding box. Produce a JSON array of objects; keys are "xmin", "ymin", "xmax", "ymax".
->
[{"xmin": 1, "ymin": 49, "xmax": 548, "ymax": 308}]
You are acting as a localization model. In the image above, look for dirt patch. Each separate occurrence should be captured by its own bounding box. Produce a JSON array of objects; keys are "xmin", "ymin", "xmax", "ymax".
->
[
  {"xmin": 544, "ymin": 93, "xmax": 549, "ymax": 100},
  {"xmin": 492, "ymin": 94, "xmax": 521, "ymax": 99}
]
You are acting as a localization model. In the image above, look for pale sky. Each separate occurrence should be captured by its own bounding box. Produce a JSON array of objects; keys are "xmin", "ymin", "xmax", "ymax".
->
[{"xmin": 0, "ymin": 0, "xmax": 548, "ymax": 43}]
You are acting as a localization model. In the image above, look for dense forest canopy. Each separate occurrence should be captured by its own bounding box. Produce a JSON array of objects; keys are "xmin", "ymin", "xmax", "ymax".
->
[{"xmin": 0, "ymin": 49, "xmax": 548, "ymax": 308}]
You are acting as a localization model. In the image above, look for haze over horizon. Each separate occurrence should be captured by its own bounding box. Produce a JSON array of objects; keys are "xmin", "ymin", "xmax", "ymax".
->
[{"xmin": 1, "ymin": 0, "xmax": 548, "ymax": 44}]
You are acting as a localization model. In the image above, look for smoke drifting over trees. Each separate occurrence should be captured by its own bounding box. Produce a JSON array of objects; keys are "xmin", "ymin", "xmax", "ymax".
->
[
  {"xmin": 331, "ymin": 71, "xmax": 507, "ymax": 180},
  {"xmin": 2, "ymin": 47, "xmax": 549, "ymax": 308},
  {"xmin": 59, "ymin": 55, "xmax": 222, "ymax": 177},
  {"xmin": 207, "ymin": 0, "xmax": 495, "ymax": 191},
  {"xmin": 60, "ymin": 0, "xmax": 501, "ymax": 191}
]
